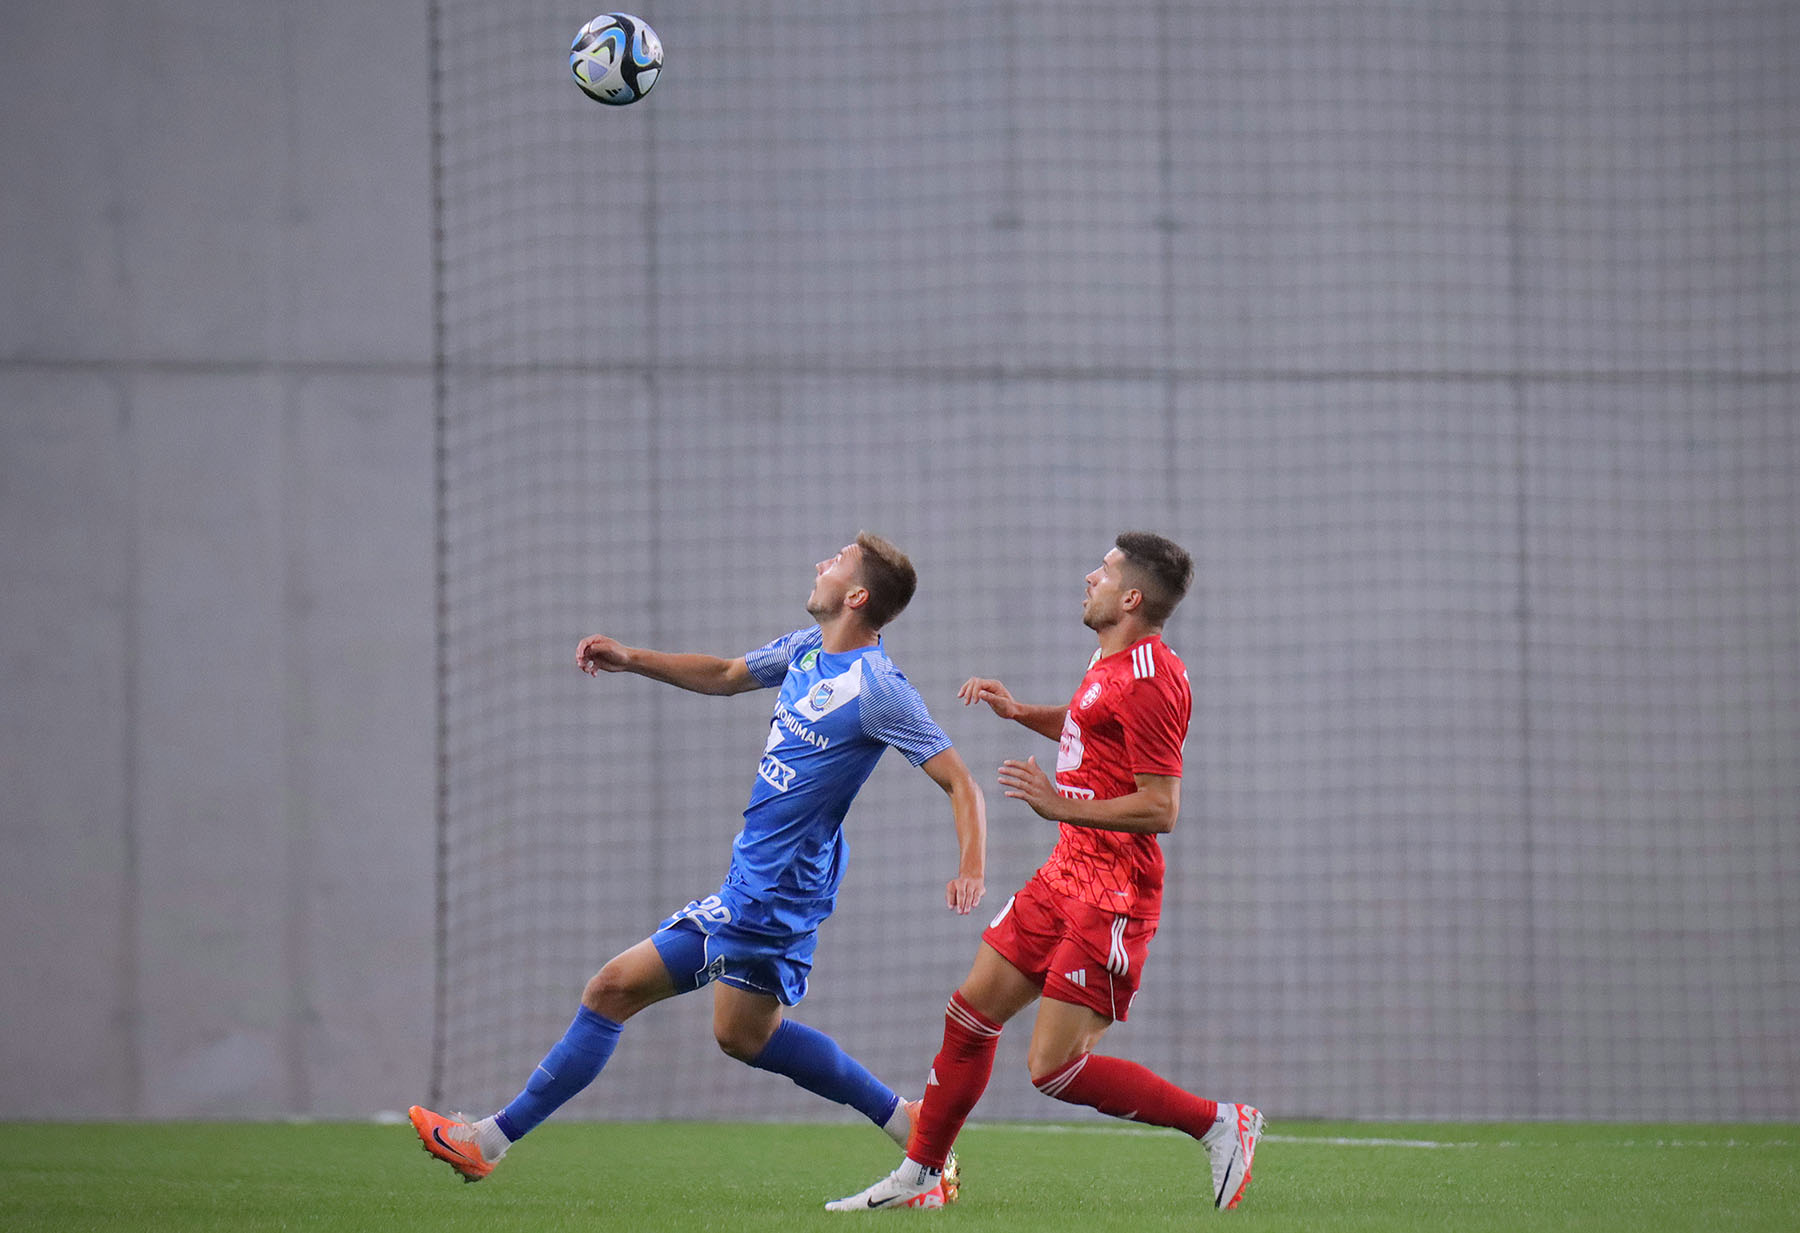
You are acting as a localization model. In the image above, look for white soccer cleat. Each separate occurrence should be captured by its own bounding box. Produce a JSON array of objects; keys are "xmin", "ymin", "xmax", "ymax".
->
[
  {"xmin": 899, "ymin": 1099, "xmax": 959, "ymax": 1204},
  {"xmin": 825, "ymin": 1165, "xmax": 947, "ymax": 1212},
  {"xmin": 1201, "ymin": 1102, "xmax": 1265, "ymax": 1210}
]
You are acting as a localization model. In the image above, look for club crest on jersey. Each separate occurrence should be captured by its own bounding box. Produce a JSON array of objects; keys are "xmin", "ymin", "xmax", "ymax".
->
[
  {"xmin": 1079, "ymin": 682, "xmax": 1104, "ymax": 709},
  {"xmin": 795, "ymin": 657, "xmax": 865, "ymax": 720}
]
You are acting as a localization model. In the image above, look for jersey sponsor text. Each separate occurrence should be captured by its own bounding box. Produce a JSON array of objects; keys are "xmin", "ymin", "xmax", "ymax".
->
[{"xmin": 757, "ymin": 753, "xmax": 797, "ymax": 793}]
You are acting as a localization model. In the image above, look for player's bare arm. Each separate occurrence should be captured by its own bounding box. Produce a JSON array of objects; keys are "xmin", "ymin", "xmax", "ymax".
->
[
  {"xmin": 576, "ymin": 635, "xmax": 759, "ymax": 695},
  {"xmin": 921, "ymin": 747, "xmax": 987, "ymax": 915},
  {"xmin": 958, "ymin": 676, "xmax": 1067, "ymax": 741},
  {"xmin": 997, "ymin": 757, "xmax": 1181, "ymax": 835}
]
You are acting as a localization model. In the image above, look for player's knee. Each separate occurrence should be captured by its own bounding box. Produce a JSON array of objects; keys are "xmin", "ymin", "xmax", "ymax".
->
[
  {"xmin": 714, "ymin": 1022, "xmax": 771, "ymax": 1063},
  {"xmin": 1027, "ymin": 1046, "xmax": 1083, "ymax": 1089},
  {"xmin": 581, "ymin": 960, "xmax": 640, "ymax": 1019}
]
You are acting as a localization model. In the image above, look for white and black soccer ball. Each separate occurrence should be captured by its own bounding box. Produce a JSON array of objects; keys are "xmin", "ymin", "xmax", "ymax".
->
[{"xmin": 569, "ymin": 12, "xmax": 662, "ymax": 106}]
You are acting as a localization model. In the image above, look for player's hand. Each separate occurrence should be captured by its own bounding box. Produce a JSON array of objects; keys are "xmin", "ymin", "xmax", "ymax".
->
[
  {"xmin": 998, "ymin": 755, "xmax": 1060, "ymax": 820},
  {"xmin": 959, "ymin": 676, "xmax": 1020, "ymax": 719},
  {"xmin": 576, "ymin": 634, "xmax": 632, "ymax": 675},
  {"xmin": 945, "ymin": 874, "xmax": 985, "ymax": 915}
]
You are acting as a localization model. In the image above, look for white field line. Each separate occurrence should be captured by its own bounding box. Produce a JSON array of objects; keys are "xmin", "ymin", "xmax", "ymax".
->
[
  {"xmin": 969, "ymin": 1123, "xmax": 1791, "ymax": 1149},
  {"xmin": 1266, "ymin": 1134, "xmax": 1482, "ymax": 1148},
  {"xmin": 970, "ymin": 1124, "xmax": 1471, "ymax": 1147}
]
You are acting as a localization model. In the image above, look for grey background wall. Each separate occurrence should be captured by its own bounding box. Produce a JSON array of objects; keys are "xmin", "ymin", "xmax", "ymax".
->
[
  {"xmin": 2, "ymin": 2, "xmax": 437, "ymax": 1117},
  {"xmin": 5, "ymin": 1, "xmax": 1799, "ymax": 1124}
]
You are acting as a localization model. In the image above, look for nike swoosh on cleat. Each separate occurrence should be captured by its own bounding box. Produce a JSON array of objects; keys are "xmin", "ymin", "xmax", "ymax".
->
[
  {"xmin": 431, "ymin": 1127, "xmax": 478, "ymax": 1164},
  {"xmin": 867, "ymin": 1192, "xmax": 917, "ymax": 1209}
]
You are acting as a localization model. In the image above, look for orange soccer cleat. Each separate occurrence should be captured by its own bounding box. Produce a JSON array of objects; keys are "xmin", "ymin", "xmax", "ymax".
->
[{"xmin": 408, "ymin": 1105, "xmax": 495, "ymax": 1183}]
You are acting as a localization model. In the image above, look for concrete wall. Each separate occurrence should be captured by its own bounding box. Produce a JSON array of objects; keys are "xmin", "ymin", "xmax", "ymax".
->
[
  {"xmin": 1, "ymin": 1, "xmax": 435, "ymax": 1117},
  {"xmin": 5, "ymin": 0, "xmax": 1797, "ymax": 1124}
]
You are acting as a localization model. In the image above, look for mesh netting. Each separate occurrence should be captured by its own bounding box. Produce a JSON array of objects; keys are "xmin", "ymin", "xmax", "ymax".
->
[{"xmin": 431, "ymin": 1, "xmax": 1800, "ymax": 1121}]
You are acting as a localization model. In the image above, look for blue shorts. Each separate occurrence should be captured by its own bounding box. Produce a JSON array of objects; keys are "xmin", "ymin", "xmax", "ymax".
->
[{"xmin": 651, "ymin": 894, "xmax": 816, "ymax": 1006}]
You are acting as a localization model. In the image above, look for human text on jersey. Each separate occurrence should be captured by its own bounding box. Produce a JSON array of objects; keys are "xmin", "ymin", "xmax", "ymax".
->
[{"xmin": 772, "ymin": 699, "xmax": 831, "ymax": 750}]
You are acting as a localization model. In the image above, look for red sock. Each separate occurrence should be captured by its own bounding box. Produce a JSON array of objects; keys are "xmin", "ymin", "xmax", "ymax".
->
[
  {"xmin": 907, "ymin": 991, "xmax": 1003, "ymax": 1169},
  {"xmin": 1034, "ymin": 1053, "xmax": 1218, "ymax": 1139}
]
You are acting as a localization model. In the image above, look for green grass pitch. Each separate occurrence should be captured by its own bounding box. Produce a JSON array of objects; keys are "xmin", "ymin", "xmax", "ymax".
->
[{"xmin": 4, "ymin": 1119, "xmax": 1794, "ymax": 1232}]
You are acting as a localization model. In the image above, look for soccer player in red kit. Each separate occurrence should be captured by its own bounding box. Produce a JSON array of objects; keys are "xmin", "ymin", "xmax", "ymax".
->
[{"xmin": 827, "ymin": 532, "xmax": 1263, "ymax": 1214}]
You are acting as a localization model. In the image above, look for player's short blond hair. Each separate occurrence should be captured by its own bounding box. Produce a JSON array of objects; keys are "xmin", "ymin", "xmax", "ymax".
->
[{"xmin": 854, "ymin": 532, "xmax": 917, "ymax": 629}]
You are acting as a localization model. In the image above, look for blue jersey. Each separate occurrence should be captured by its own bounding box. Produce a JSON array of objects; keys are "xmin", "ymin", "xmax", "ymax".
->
[{"xmin": 716, "ymin": 626, "xmax": 952, "ymax": 937}]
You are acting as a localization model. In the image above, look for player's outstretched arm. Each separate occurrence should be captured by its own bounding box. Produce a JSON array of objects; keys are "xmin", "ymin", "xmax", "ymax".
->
[
  {"xmin": 576, "ymin": 635, "xmax": 759, "ymax": 696},
  {"xmin": 957, "ymin": 676, "xmax": 1067, "ymax": 741},
  {"xmin": 998, "ymin": 758, "xmax": 1181, "ymax": 835},
  {"xmin": 920, "ymin": 747, "xmax": 986, "ymax": 915}
]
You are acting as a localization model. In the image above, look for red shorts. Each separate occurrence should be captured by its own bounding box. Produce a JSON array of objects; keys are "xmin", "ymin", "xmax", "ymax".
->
[{"xmin": 981, "ymin": 874, "xmax": 1159, "ymax": 1023}]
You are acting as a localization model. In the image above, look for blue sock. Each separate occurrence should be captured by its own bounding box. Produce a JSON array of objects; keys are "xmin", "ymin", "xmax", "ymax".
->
[
  {"xmin": 748, "ymin": 1019, "xmax": 901, "ymax": 1128},
  {"xmin": 493, "ymin": 1006, "xmax": 623, "ymax": 1141}
]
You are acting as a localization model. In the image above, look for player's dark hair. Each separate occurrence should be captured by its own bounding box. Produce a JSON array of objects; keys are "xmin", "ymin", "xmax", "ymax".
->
[
  {"xmin": 1115, "ymin": 531, "xmax": 1194, "ymax": 624},
  {"xmin": 854, "ymin": 532, "xmax": 917, "ymax": 629}
]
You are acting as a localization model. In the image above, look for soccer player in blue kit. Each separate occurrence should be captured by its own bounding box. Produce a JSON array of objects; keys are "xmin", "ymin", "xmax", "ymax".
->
[{"xmin": 410, "ymin": 534, "xmax": 987, "ymax": 1199}]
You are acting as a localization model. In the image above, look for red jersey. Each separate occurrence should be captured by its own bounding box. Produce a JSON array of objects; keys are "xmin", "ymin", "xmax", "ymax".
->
[{"xmin": 1036, "ymin": 635, "xmax": 1191, "ymax": 920}]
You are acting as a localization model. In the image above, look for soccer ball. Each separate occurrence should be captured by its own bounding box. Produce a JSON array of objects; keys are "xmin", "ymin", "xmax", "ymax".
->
[{"xmin": 569, "ymin": 12, "xmax": 663, "ymax": 106}]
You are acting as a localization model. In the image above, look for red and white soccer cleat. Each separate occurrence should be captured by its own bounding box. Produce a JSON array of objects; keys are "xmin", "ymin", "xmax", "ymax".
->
[
  {"xmin": 824, "ymin": 1164, "xmax": 948, "ymax": 1212},
  {"xmin": 1201, "ymin": 1102, "xmax": 1265, "ymax": 1210},
  {"xmin": 408, "ymin": 1105, "xmax": 495, "ymax": 1183},
  {"xmin": 899, "ymin": 1099, "xmax": 959, "ymax": 1204}
]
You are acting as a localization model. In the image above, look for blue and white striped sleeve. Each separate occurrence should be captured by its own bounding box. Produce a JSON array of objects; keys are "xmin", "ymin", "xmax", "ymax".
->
[
  {"xmin": 861, "ymin": 658, "xmax": 954, "ymax": 767},
  {"xmin": 743, "ymin": 626, "xmax": 816, "ymax": 689}
]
